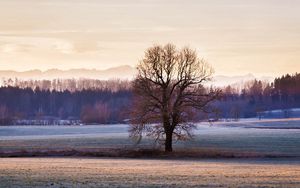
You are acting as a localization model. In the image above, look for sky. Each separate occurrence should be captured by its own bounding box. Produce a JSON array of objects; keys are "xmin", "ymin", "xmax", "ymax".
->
[{"xmin": 0, "ymin": 0, "xmax": 299, "ymax": 77}]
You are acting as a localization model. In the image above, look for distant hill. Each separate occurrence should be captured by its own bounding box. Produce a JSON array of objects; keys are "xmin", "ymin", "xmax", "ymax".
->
[
  {"xmin": 212, "ymin": 74, "xmax": 273, "ymax": 87},
  {"xmin": 0, "ymin": 65, "xmax": 137, "ymax": 80},
  {"xmin": 0, "ymin": 65, "xmax": 273, "ymax": 86}
]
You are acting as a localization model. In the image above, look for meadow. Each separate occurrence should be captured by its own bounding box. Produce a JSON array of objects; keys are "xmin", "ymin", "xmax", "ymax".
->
[
  {"xmin": 0, "ymin": 158, "xmax": 299, "ymax": 187},
  {"xmin": 1, "ymin": 119, "xmax": 300, "ymax": 157},
  {"xmin": 1, "ymin": 119, "xmax": 300, "ymax": 187}
]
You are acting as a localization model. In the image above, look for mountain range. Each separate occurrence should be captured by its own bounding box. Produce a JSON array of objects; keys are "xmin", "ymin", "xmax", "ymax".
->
[
  {"xmin": 0, "ymin": 65, "xmax": 273, "ymax": 87},
  {"xmin": 0, "ymin": 65, "xmax": 136, "ymax": 80}
]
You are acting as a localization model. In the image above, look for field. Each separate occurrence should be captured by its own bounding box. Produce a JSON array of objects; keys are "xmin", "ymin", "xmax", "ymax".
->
[
  {"xmin": 1, "ymin": 119, "xmax": 300, "ymax": 157},
  {"xmin": 0, "ymin": 119, "xmax": 300, "ymax": 187},
  {"xmin": 0, "ymin": 158, "xmax": 300, "ymax": 187}
]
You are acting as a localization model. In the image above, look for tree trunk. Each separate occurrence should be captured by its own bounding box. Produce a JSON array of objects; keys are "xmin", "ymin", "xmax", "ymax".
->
[{"xmin": 165, "ymin": 130, "xmax": 173, "ymax": 152}]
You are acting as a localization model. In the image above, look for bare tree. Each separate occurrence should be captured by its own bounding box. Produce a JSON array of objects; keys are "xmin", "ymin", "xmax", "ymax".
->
[{"xmin": 130, "ymin": 44, "xmax": 221, "ymax": 152}]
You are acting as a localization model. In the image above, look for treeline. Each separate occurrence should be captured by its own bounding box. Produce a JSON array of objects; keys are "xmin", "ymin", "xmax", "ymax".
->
[
  {"xmin": 0, "ymin": 80, "xmax": 132, "ymax": 125},
  {"xmin": 0, "ymin": 73, "xmax": 299, "ymax": 125},
  {"xmin": 216, "ymin": 73, "xmax": 300, "ymax": 119},
  {"xmin": 1, "ymin": 78, "xmax": 131, "ymax": 92}
]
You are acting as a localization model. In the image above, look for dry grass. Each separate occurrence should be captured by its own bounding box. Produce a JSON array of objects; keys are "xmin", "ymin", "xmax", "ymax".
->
[
  {"xmin": 0, "ymin": 158, "xmax": 299, "ymax": 187},
  {"xmin": 0, "ymin": 147, "xmax": 288, "ymax": 159},
  {"xmin": 1, "ymin": 122, "xmax": 300, "ymax": 187}
]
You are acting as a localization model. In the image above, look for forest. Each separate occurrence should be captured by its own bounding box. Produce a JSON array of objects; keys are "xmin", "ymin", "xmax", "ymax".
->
[
  {"xmin": 217, "ymin": 73, "xmax": 300, "ymax": 119},
  {"xmin": 0, "ymin": 73, "xmax": 299, "ymax": 125},
  {"xmin": 0, "ymin": 80, "xmax": 132, "ymax": 124}
]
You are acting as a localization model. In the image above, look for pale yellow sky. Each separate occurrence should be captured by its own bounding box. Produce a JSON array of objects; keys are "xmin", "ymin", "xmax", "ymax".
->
[{"xmin": 0, "ymin": 0, "xmax": 299, "ymax": 76}]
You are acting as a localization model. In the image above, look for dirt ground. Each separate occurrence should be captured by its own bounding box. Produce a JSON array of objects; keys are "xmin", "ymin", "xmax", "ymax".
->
[{"xmin": 0, "ymin": 157, "xmax": 299, "ymax": 188}]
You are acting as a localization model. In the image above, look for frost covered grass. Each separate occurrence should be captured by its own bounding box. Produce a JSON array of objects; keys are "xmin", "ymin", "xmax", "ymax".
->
[
  {"xmin": 0, "ymin": 158, "xmax": 299, "ymax": 188},
  {"xmin": 0, "ymin": 120, "xmax": 300, "ymax": 187},
  {"xmin": 0, "ymin": 119, "xmax": 300, "ymax": 157}
]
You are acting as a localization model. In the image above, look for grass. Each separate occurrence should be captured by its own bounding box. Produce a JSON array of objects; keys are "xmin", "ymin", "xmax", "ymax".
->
[
  {"xmin": 1, "ymin": 120, "xmax": 300, "ymax": 187},
  {"xmin": 0, "ymin": 147, "xmax": 293, "ymax": 159},
  {"xmin": 1, "ymin": 121, "xmax": 300, "ymax": 158},
  {"xmin": 0, "ymin": 157, "xmax": 299, "ymax": 188}
]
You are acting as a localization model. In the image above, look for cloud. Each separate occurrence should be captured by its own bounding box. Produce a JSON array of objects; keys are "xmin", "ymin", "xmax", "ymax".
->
[
  {"xmin": 0, "ymin": 44, "xmax": 18, "ymax": 53},
  {"xmin": 52, "ymin": 41, "xmax": 74, "ymax": 54},
  {"xmin": 0, "ymin": 36, "xmax": 76, "ymax": 54}
]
